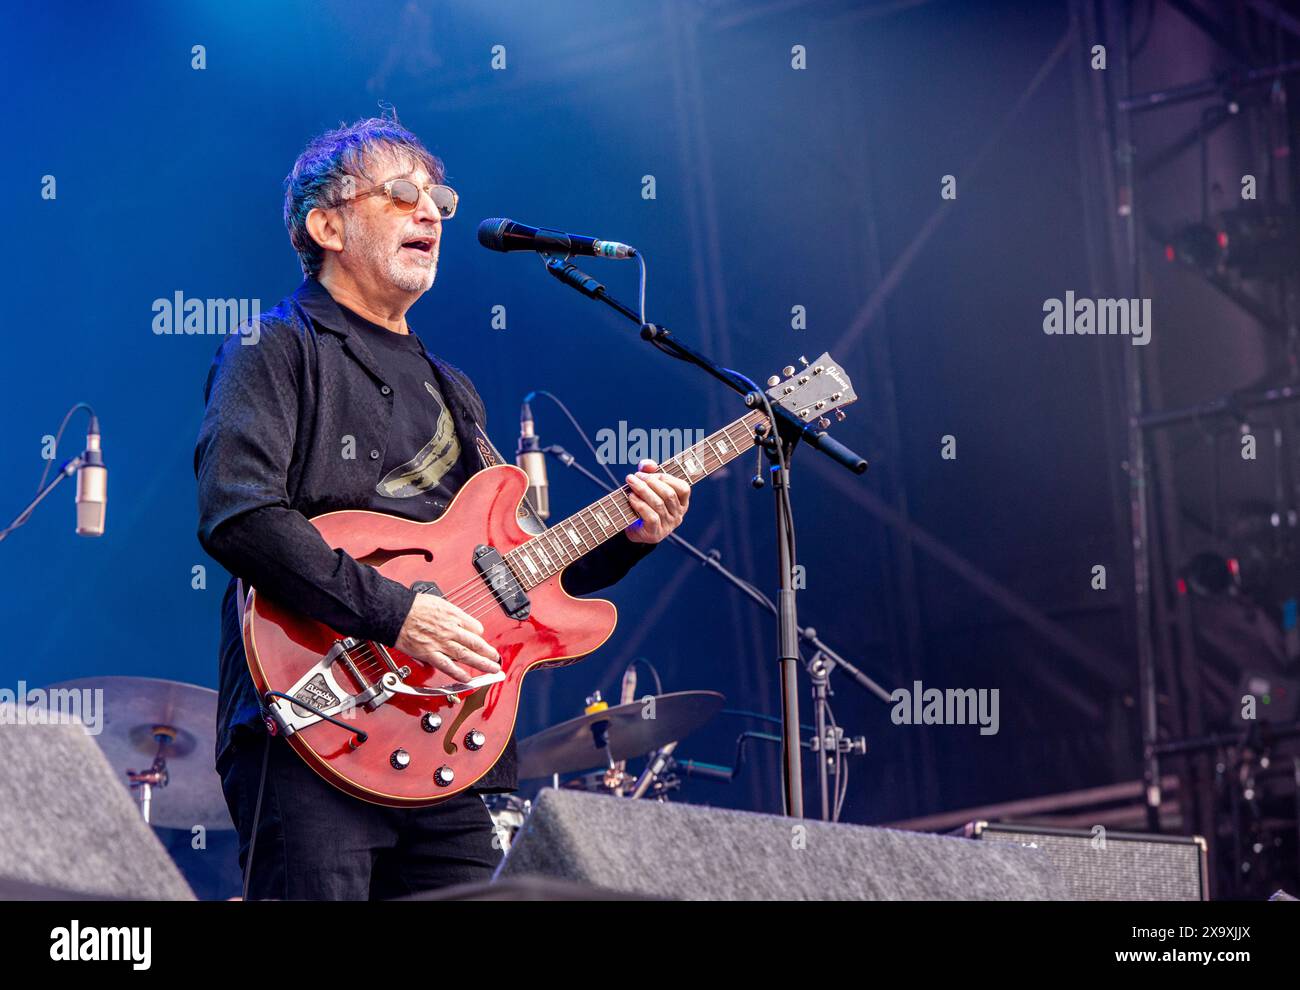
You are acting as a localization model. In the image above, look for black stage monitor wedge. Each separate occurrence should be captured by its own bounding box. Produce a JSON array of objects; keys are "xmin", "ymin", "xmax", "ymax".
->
[
  {"xmin": 0, "ymin": 715, "xmax": 195, "ymax": 900},
  {"xmin": 496, "ymin": 788, "xmax": 1069, "ymax": 900}
]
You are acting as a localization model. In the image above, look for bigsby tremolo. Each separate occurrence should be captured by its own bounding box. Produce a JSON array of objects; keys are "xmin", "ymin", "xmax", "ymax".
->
[{"xmin": 265, "ymin": 637, "xmax": 505, "ymax": 736}]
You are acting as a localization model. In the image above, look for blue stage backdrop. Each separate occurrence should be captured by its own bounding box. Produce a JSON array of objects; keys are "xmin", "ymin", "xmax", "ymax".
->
[{"xmin": 2, "ymin": 0, "xmax": 1135, "ymax": 828}]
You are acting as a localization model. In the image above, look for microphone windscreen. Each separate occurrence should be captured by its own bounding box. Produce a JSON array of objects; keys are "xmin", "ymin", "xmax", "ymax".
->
[
  {"xmin": 75, "ymin": 465, "xmax": 107, "ymax": 537},
  {"xmin": 477, "ymin": 218, "xmax": 510, "ymax": 252}
]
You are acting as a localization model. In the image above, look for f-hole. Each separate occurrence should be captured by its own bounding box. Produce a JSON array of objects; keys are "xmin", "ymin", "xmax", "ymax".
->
[{"xmin": 356, "ymin": 547, "xmax": 435, "ymax": 567}]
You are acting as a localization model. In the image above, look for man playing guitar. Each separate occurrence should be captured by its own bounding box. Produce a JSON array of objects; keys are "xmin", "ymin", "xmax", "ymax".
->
[{"xmin": 194, "ymin": 115, "xmax": 690, "ymax": 900}]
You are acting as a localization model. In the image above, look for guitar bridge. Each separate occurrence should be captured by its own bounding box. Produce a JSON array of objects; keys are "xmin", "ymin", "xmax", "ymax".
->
[{"xmin": 264, "ymin": 637, "xmax": 505, "ymax": 736}]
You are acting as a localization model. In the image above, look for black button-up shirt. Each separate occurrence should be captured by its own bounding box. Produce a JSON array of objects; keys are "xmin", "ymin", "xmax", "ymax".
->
[{"xmin": 195, "ymin": 278, "xmax": 655, "ymax": 792}]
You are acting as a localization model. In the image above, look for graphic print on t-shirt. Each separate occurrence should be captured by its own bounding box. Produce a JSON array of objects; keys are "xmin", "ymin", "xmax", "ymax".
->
[{"xmin": 376, "ymin": 381, "xmax": 463, "ymax": 498}]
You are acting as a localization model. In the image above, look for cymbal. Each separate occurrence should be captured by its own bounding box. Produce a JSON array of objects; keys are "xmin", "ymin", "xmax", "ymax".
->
[
  {"xmin": 39, "ymin": 676, "xmax": 231, "ymax": 830},
  {"xmin": 517, "ymin": 690, "xmax": 724, "ymax": 779}
]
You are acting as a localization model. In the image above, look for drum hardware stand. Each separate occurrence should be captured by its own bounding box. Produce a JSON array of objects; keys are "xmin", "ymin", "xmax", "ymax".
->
[
  {"xmin": 540, "ymin": 254, "xmax": 867, "ymax": 817},
  {"xmin": 629, "ymin": 741, "xmax": 680, "ymax": 800},
  {"xmin": 126, "ymin": 725, "xmax": 177, "ymax": 824},
  {"xmin": 587, "ymin": 704, "xmax": 639, "ymax": 795},
  {"xmin": 805, "ymin": 644, "xmax": 870, "ymax": 822},
  {"xmin": 582, "ymin": 695, "xmax": 681, "ymax": 799},
  {"xmin": 545, "ymin": 440, "xmax": 886, "ymax": 820}
]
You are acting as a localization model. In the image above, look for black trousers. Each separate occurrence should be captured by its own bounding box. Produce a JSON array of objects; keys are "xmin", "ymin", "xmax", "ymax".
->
[{"xmin": 218, "ymin": 732, "xmax": 502, "ymax": 900}]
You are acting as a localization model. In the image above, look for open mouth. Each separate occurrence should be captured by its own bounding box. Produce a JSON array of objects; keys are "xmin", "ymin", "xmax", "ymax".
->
[{"xmin": 400, "ymin": 237, "xmax": 435, "ymax": 255}]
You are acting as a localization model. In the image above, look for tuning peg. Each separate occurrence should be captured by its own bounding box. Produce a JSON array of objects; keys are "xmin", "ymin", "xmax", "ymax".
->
[
  {"xmin": 782, "ymin": 365, "xmax": 796, "ymax": 377},
  {"xmin": 799, "ymin": 356, "xmax": 809, "ymax": 367},
  {"xmin": 767, "ymin": 375, "xmax": 780, "ymax": 387},
  {"xmin": 818, "ymin": 417, "xmax": 831, "ymax": 429},
  {"xmin": 835, "ymin": 408, "xmax": 847, "ymax": 422}
]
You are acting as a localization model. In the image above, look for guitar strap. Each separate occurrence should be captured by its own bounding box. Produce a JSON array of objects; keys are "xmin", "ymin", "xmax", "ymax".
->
[{"xmin": 468, "ymin": 418, "xmax": 548, "ymax": 537}]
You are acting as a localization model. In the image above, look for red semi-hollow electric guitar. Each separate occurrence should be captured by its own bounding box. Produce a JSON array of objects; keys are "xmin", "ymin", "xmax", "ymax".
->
[{"xmin": 243, "ymin": 354, "xmax": 855, "ymax": 806}]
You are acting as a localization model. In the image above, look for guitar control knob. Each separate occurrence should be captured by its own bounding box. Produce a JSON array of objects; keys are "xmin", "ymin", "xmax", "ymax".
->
[
  {"xmin": 465, "ymin": 729, "xmax": 486, "ymax": 751},
  {"xmin": 420, "ymin": 712, "xmax": 443, "ymax": 733},
  {"xmin": 434, "ymin": 766, "xmax": 455, "ymax": 787},
  {"xmin": 390, "ymin": 749, "xmax": 411, "ymax": 770}
]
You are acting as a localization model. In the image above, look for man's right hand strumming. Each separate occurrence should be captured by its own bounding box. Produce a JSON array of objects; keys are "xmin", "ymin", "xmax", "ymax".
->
[{"xmin": 395, "ymin": 594, "xmax": 502, "ymax": 682}]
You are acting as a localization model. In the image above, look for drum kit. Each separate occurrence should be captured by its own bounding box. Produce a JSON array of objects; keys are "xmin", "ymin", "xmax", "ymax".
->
[
  {"xmin": 488, "ymin": 687, "xmax": 725, "ymax": 850},
  {"xmin": 42, "ymin": 675, "xmax": 231, "ymax": 830},
  {"xmin": 37, "ymin": 675, "xmax": 728, "ymax": 854}
]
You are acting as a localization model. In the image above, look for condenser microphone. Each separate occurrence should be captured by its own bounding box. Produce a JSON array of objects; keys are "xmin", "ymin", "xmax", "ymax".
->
[
  {"xmin": 516, "ymin": 398, "xmax": 550, "ymax": 521},
  {"xmin": 478, "ymin": 217, "xmax": 636, "ymax": 260},
  {"xmin": 75, "ymin": 417, "xmax": 106, "ymax": 537}
]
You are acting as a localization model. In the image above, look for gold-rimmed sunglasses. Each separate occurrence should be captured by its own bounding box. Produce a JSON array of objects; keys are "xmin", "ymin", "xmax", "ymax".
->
[{"xmin": 340, "ymin": 178, "xmax": 458, "ymax": 219}]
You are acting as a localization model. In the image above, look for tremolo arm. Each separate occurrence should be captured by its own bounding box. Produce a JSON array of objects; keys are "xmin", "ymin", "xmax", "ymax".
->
[{"xmin": 264, "ymin": 637, "xmax": 505, "ymax": 736}]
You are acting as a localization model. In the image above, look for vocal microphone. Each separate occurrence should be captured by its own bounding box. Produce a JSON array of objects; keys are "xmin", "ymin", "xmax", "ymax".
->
[
  {"xmin": 516, "ymin": 397, "xmax": 549, "ymax": 521},
  {"xmin": 478, "ymin": 217, "xmax": 636, "ymax": 260},
  {"xmin": 75, "ymin": 415, "xmax": 107, "ymax": 537}
]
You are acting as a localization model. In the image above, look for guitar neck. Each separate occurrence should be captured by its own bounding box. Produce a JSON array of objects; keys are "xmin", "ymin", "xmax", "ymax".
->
[{"xmin": 504, "ymin": 409, "xmax": 770, "ymax": 588}]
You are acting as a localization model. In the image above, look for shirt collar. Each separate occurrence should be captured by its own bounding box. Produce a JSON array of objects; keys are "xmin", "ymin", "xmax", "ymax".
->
[
  {"xmin": 293, "ymin": 277, "xmax": 359, "ymax": 338},
  {"xmin": 291, "ymin": 278, "xmax": 465, "ymax": 404}
]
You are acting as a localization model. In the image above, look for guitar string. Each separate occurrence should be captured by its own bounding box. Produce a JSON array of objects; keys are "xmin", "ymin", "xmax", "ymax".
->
[
  {"xmin": 359, "ymin": 419, "xmax": 754, "ymax": 631},
  {"xmin": 429, "ymin": 476, "xmax": 668, "ymax": 620},
  {"xmin": 397, "ymin": 472, "xmax": 648, "ymax": 614},
  {"xmin": 428, "ymin": 429, "xmax": 740, "ymax": 619},
  {"xmin": 409, "ymin": 414, "xmax": 760, "ymax": 615},
  {"xmin": 336, "ymin": 464, "xmax": 709, "ymax": 683},
  {"xmin": 316, "ymin": 414, "xmax": 766, "ymax": 688},
  {"xmin": 443, "ymin": 412, "xmax": 765, "ymax": 612},
  {"xmin": 428, "ymin": 412, "xmax": 758, "ymax": 605}
]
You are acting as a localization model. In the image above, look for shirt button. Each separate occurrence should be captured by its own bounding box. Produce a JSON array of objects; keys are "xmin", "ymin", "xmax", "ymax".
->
[
  {"xmin": 369, "ymin": 450, "xmax": 380, "ymax": 460},
  {"xmin": 380, "ymin": 385, "xmax": 392, "ymax": 395}
]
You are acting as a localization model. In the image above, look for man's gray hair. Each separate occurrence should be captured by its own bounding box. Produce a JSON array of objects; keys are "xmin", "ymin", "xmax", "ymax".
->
[{"xmin": 283, "ymin": 114, "xmax": 445, "ymax": 278}]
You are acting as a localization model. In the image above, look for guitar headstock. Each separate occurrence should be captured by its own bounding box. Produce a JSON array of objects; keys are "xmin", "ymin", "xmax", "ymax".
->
[{"xmin": 764, "ymin": 353, "xmax": 857, "ymax": 429}]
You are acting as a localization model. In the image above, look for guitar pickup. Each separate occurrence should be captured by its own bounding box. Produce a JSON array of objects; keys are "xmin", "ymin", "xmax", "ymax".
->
[{"xmin": 473, "ymin": 544, "xmax": 530, "ymax": 620}]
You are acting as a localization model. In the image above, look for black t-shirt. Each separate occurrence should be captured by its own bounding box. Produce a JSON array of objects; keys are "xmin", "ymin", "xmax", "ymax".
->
[
  {"xmin": 337, "ymin": 306, "xmax": 519, "ymax": 793},
  {"xmin": 338, "ymin": 305, "xmax": 472, "ymax": 522}
]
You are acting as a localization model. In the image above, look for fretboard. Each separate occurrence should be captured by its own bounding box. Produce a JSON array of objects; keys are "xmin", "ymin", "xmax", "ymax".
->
[{"xmin": 504, "ymin": 409, "xmax": 769, "ymax": 588}]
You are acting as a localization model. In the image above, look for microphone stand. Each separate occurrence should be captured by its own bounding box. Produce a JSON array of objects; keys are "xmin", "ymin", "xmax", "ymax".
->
[
  {"xmin": 546, "ymin": 443, "xmax": 886, "ymax": 820},
  {"xmin": 535, "ymin": 251, "xmax": 867, "ymax": 818},
  {"xmin": 1, "ymin": 403, "xmax": 102, "ymax": 544},
  {"xmin": 0, "ymin": 454, "xmax": 85, "ymax": 543}
]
